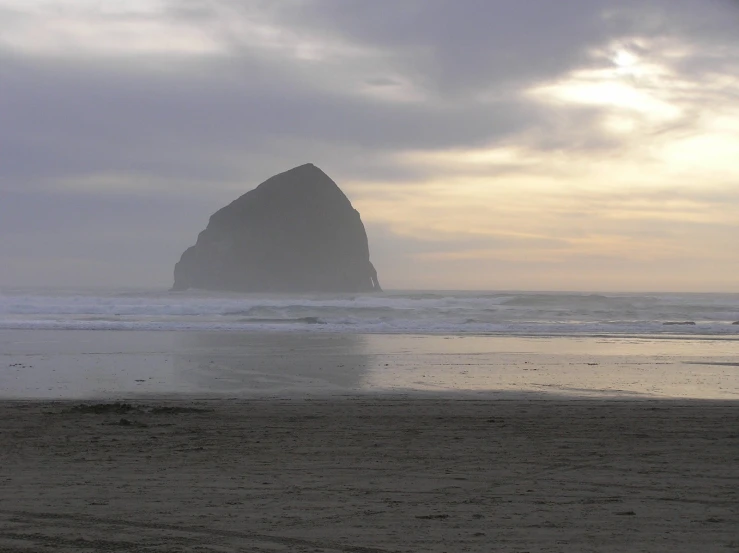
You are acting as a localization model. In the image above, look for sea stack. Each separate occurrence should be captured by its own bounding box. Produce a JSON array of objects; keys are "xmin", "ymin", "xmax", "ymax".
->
[{"xmin": 172, "ymin": 164, "xmax": 382, "ymax": 293}]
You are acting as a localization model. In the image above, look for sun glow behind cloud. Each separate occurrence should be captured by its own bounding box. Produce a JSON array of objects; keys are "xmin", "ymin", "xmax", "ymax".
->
[{"xmin": 346, "ymin": 37, "xmax": 739, "ymax": 290}]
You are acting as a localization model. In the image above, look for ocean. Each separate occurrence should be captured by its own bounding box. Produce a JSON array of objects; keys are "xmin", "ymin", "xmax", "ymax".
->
[
  {"xmin": 1, "ymin": 288, "xmax": 738, "ymax": 337},
  {"xmin": 3, "ymin": 287, "xmax": 738, "ymax": 399}
]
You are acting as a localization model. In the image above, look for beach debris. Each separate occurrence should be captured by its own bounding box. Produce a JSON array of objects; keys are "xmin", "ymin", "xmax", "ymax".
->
[
  {"xmin": 662, "ymin": 321, "xmax": 696, "ymax": 325},
  {"xmin": 69, "ymin": 402, "xmax": 138, "ymax": 414},
  {"xmin": 148, "ymin": 406, "xmax": 210, "ymax": 414},
  {"xmin": 65, "ymin": 403, "xmax": 208, "ymax": 415},
  {"xmin": 112, "ymin": 418, "xmax": 148, "ymax": 428}
]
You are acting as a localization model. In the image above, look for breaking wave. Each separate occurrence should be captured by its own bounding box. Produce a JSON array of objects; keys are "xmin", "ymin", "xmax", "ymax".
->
[{"xmin": 1, "ymin": 288, "xmax": 738, "ymax": 336}]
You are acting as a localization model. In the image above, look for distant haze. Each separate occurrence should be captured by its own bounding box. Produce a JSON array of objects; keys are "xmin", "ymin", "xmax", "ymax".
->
[{"xmin": 1, "ymin": 0, "xmax": 738, "ymax": 292}]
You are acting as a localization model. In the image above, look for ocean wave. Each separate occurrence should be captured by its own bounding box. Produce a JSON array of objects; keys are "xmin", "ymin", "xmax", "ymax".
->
[
  {"xmin": 2, "ymin": 319, "xmax": 739, "ymax": 337},
  {"xmin": 1, "ymin": 289, "xmax": 738, "ymax": 336},
  {"xmin": 237, "ymin": 316, "xmax": 325, "ymax": 325}
]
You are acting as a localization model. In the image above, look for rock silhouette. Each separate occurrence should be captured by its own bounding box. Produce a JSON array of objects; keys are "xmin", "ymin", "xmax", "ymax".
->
[{"xmin": 172, "ymin": 164, "xmax": 381, "ymax": 293}]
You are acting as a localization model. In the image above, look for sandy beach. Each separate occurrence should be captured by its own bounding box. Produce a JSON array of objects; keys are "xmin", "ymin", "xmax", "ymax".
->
[{"xmin": 1, "ymin": 397, "xmax": 737, "ymax": 552}]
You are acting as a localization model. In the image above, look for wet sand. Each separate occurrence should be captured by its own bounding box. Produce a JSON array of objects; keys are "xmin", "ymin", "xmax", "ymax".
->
[
  {"xmin": 3, "ymin": 330, "xmax": 739, "ymax": 399},
  {"xmin": 1, "ymin": 397, "xmax": 738, "ymax": 552}
]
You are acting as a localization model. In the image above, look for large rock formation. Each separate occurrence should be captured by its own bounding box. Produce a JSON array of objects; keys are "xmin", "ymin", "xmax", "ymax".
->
[{"xmin": 172, "ymin": 164, "xmax": 382, "ymax": 293}]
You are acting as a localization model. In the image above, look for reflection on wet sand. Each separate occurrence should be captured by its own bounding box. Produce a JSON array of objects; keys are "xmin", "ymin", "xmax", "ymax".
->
[
  {"xmin": 2, "ymin": 330, "xmax": 737, "ymax": 399},
  {"xmin": 358, "ymin": 334, "xmax": 739, "ymax": 399},
  {"xmin": 173, "ymin": 332, "xmax": 375, "ymax": 394}
]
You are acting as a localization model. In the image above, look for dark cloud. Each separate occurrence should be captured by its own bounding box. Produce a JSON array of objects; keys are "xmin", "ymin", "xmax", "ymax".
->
[
  {"xmin": 178, "ymin": 0, "xmax": 738, "ymax": 93},
  {"xmin": 3, "ymin": 0, "xmax": 735, "ymax": 189},
  {"xmin": 0, "ymin": 51, "xmax": 535, "ymax": 189},
  {"xmin": 264, "ymin": 0, "xmax": 622, "ymax": 94}
]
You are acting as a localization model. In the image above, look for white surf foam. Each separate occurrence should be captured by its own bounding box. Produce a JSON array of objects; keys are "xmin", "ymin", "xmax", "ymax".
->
[{"xmin": 1, "ymin": 288, "xmax": 738, "ymax": 336}]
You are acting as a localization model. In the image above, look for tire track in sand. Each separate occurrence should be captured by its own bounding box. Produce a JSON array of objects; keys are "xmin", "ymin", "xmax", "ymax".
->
[{"xmin": 0, "ymin": 509, "xmax": 395, "ymax": 553}]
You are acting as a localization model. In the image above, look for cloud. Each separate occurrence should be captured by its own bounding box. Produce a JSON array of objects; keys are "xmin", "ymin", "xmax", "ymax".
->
[
  {"xmin": 3, "ymin": 0, "xmax": 735, "ymax": 188},
  {"xmin": 0, "ymin": 49, "xmax": 538, "ymax": 193},
  {"xmin": 1, "ymin": 0, "xmax": 738, "ymax": 289}
]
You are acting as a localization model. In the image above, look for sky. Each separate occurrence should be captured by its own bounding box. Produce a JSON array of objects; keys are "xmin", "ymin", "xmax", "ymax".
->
[{"xmin": 1, "ymin": 0, "xmax": 738, "ymax": 292}]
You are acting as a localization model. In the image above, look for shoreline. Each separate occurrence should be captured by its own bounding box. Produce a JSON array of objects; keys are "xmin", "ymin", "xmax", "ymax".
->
[
  {"xmin": 1, "ymin": 397, "xmax": 737, "ymax": 552},
  {"xmin": 3, "ymin": 326, "xmax": 739, "ymax": 337},
  {"xmin": 3, "ymin": 329, "xmax": 739, "ymax": 400}
]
